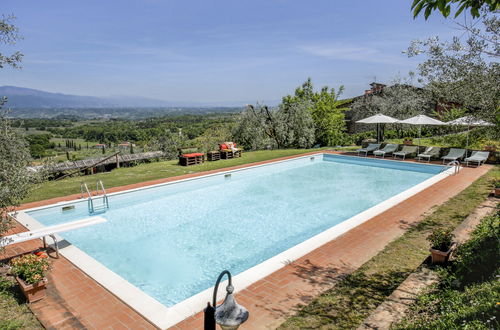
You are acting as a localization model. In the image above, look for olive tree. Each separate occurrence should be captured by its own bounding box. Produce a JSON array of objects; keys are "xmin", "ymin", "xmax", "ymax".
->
[
  {"xmin": 0, "ymin": 102, "xmax": 42, "ymax": 241},
  {"xmin": 234, "ymin": 79, "xmax": 347, "ymax": 150},
  {"xmin": 282, "ymin": 79, "xmax": 347, "ymax": 147},
  {"xmin": 350, "ymin": 76, "xmax": 434, "ymax": 138},
  {"xmin": 275, "ymin": 100, "xmax": 316, "ymax": 149},
  {"xmin": 150, "ymin": 129, "xmax": 186, "ymax": 160},
  {"xmin": 232, "ymin": 105, "xmax": 274, "ymax": 150},
  {"xmin": 0, "ymin": 15, "xmax": 38, "ymax": 243},
  {"xmin": 406, "ymin": 12, "xmax": 500, "ymax": 124},
  {"xmin": 0, "ymin": 15, "xmax": 23, "ymax": 69}
]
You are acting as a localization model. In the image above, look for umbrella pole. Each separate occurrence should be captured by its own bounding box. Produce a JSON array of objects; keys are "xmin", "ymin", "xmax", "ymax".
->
[
  {"xmin": 377, "ymin": 123, "xmax": 379, "ymax": 143},
  {"xmin": 466, "ymin": 124, "xmax": 470, "ymax": 156},
  {"xmin": 418, "ymin": 125, "xmax": 421, "ymax": 149}
]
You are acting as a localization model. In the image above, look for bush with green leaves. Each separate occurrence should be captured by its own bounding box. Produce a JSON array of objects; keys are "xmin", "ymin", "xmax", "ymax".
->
[
  {"xmin": 10, "ymin": 254, "xmax": 49, "ymax": 285},
  {"xmin": 427, "ymin": 228, "xmax": 454, "ymax": 251}
]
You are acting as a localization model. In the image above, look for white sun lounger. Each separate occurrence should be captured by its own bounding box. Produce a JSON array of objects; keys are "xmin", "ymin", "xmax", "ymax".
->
[
  {"xmin": 1, "ymin": 216, "xmax": 107, "ymax": 257},
  {"xmin": 464, "ymin": 151, "xmax": 490, "ymax": 167},
  {"xmin": 356, "ymin": 143, "xmax": 381, "ymax": 156},
  {"xmin": 373, "ymin": 144, "xmax": 399, "ymax": 158}
]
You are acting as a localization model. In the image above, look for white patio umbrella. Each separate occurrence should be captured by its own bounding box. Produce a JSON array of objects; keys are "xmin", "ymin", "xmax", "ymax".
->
[
  {"xmin": 397, "ymin": 114, "xmax": 445, "ymax": 147},
  {"xmin": 356, "ymin": 113, "xmax": 399, "ymax": 143},
  {"xmin": 447, "ymin": 116, "xmax": 494, "ymax": 150}
]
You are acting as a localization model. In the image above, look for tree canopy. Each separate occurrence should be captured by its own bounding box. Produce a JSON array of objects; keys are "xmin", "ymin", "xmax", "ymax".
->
[
  {"xmin": 0, "ymin": 15, "xmax": 23, "ymax": 69},
  {"xmin": 233, "ymin": 79, "xmax": 348, "ymax": 150},
  {"xmin": 281, "ymin": 78, "xmax": 348, "ymax": 147},
  {"xmin": 407, "ymin": 13, "xmax": 500, "ymax": 124},
  {"xmin": 411, "ymin": 0, "xmax": 500, "ymax": 19}
]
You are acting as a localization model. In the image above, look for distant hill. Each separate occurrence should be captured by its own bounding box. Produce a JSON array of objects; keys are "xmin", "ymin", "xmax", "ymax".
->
[
  {"xmin": 0, "ymin": 86, "xmax": 173, "ymax": 108},
  {"xmin": 0, "ymin": 86, "xmax": 279, "ymax": 118}
]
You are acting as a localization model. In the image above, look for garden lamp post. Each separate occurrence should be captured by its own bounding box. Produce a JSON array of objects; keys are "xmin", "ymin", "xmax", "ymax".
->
[{"xmin": 204, "ymin": 270, "xmax": 249, "ymax": 330}]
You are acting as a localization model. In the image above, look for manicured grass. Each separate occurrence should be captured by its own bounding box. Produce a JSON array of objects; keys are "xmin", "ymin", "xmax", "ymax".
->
[
  {"xmin": 0, "ymin": 276, "xmax": 42, "ymax": 329},
  {"xmin": 279, "ymin": 166, "xmax": 499, "ymax": 329},
  {"xmin": 24, "ymin": 148, "xmax": 327, "ymax": 203}
]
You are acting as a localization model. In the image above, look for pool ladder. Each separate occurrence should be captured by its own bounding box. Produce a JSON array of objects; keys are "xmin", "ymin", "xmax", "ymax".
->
[
  {"xmin": 81, "ymin": 180, "xmax": 109, "ymax": 214},
  {"xmin": 441, "ymin": 160, "xmax": 461, "ymax": 175}
]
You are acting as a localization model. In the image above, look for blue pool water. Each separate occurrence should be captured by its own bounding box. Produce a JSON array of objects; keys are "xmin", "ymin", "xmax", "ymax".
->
[{"xmin": 27, "ymin": 154, "xmax": 442, "ymax": 306}]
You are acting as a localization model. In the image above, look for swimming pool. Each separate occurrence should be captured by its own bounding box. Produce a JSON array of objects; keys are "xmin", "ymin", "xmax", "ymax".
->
[{"xmin": 20, "ymin": 153, "xmax": 446, "ymax": 327}]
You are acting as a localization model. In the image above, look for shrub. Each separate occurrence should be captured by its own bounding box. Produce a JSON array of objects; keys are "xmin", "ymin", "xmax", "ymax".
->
[
  {"xmin": 10, "ymin": 254, "xmax": 49, "ymax": 284},
  {"xmin": 427, "ymin": 228, "xmax": 453, "ymax": 251},
  {"xmin": 351, "ymin": 131, "xmax": 376, "ymax": 145}
]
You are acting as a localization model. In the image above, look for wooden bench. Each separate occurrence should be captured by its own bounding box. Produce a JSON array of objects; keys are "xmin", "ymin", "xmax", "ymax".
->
[
  {"xmin": 207, "ymin": 151, "xmax": 221, "ymax": 161},
  {"xmin": 220, "ymin": 149, "xmax": 242, "ymax": 159},
  {"xmin": 178, "ymin": 148, "xmax": 205, "ymax": 166},
  {"xmin": 219, "ymin": 142, "xmax": 242, "ymax": 159}
]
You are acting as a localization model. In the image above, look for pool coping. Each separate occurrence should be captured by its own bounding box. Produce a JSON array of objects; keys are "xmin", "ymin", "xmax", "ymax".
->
[{"xmin": 13, "ymin": 152, "xmax": 454, "ymax": 329}]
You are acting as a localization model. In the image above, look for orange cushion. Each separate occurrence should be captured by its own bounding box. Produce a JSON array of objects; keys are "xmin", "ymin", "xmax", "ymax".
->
[
  {"xmin": 220, "ymin": 144, "xmax": 228, "ymax": 150},
  {"xmin": 182, "ymin": 153, "xmax": 204, "ymax": 157}
]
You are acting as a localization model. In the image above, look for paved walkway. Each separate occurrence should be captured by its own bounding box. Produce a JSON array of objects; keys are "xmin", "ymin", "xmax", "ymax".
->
[{"xmin": 4, "ymin": 152, "xmax": 491, "ymax": 329}]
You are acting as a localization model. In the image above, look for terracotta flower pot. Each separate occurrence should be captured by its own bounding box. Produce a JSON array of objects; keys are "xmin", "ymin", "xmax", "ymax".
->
[
  {"xmin": 495, "ymin": 188, "xmax": 500, "ymax": 198},
  {"xmin": 16, "ymin": 276, "xmax": 48, "ymax": 303},
  {"xmin": 429, "ymin": 244, "xmax": 455, "ymax": 264}
]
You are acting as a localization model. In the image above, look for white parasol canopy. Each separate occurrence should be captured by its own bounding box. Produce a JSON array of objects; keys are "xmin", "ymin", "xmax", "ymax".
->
[
  {"xmin": 447, "ymin": 116, "xmax": 494, "ymax": 127},
  {"xmin": 356, "ymin": 114, "xmax": 399, "ymax": 142},
  {"xmin": 447, "ymin": 116, "xmax": 494, "ymax": 151},
  {"xmin": 397, "ymin": 115, "xmax": 445, "ymax": 146},
  {"xmin": 356, "ymin": 113, "xmax": 399, "ymax": 124},
  {"xmin": 398, "ymin": 114, "xmax": 445, "ymax": 126}
]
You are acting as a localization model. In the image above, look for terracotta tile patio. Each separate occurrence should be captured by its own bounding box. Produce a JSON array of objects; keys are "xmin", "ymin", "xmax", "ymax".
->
[{"xmin": 4, "ymin": 152, "xmax": 492, "ymax": 329}]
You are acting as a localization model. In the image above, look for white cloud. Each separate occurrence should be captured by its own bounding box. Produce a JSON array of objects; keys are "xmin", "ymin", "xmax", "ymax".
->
[{"xmin": 298, "ymin": 43, "xmax": 410, "ymax": 65}]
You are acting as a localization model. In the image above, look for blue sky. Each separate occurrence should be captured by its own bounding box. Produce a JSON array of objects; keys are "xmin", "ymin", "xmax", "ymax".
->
[{"xmin": 1, "ymin": 0, "xmax": 456, "ymax": 104}]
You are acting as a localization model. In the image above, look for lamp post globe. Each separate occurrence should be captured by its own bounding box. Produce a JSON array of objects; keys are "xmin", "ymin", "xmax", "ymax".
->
[{"xmin": 214, "ymin": 284, "xmax": 249, "ymax": 330}]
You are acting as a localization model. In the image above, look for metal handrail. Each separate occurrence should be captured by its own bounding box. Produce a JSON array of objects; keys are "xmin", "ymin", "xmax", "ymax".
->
[
  {"xmin": 442, "ymin": 160, "xmax": 461, "ymax": 175},
  {"xmin": 80, "ymin": 182, "xmax": 94, "ymax": 213},
  {"xmin": 81, "ymin": 181, "xmax": 109, "ymax": 213},
  {"xmin": 96, "ymin": 180, "xmax": 109, "ymax": 210}
]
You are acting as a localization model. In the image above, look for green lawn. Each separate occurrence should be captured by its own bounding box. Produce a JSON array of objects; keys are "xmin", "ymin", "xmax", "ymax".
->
[
  {"xmin": 24, "ymin": 148, "xmax": 328, "ymax": 203},
  {"xmin": 280, "ymin": 166, "xmax": 499, "ymax": 329},
  {"xmin": 0, "ymin": 276, "xmax": 42, "ymax": 329}
]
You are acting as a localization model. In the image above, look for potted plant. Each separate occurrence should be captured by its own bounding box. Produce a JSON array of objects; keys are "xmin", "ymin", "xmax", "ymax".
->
[
  {"xmin": 427, "ymin": 228, "xmax": 455, "ymax": 264},
  {"xmin": 494, "ymin": 180, "xmax": 500, "ymax": 198},
  {"xmin": 403, "ymin": 137, "xmax": 413, "ymax": 145},
  {"xmin": 10, "ymin": 253, "xmax": 50, "ymax": 302}
]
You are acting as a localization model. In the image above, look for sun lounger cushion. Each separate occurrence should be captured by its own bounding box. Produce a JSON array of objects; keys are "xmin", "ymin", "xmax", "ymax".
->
[{"xmin": 182, "ymin": 153, "xmax": 204, "ymax": 157}]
